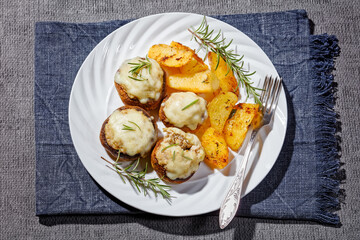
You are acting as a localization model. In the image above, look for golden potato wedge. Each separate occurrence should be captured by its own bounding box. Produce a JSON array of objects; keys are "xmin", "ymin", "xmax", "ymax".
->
[
  {"xmin": 208, "ymin": 52, "xmax": 239, "ymax": 96},
  {"xmin": 167, "ymin": 70, "xmax": 213, "ymax": 93},
  {"xmin": 224, "ymin": 103, "xmax": 259, "ymax": 151},
  {"xmin": 148, "ymin": 44, "xmax": 193, "ymax": 67},
  {"xmin": 170, "ymin": 41, "xmax": 208, "ymax": 74},
  {"xmin": 170, "ymin": 41, "xmax": 193, "ymax": 51},
  {"xmin": 201, "ymin": 127, "xmax": 229, "ymax": 169},
  {"xmin": 199, "ymin": 72, "xmax": 220, "ymax": 102},
  {"xmin": 207, "ymin": 92, "xmax": 238, "ymax": 132},
  {"xmin": 179, "ymin": 57, "xmax": 209, "ymax": 74}
]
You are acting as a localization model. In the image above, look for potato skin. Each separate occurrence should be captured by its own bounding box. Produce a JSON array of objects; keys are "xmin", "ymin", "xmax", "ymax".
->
[
  {"xmin": 224, "ymin": 103, "xmax": 259, "ymax": 151},
  {"xmin": 148, "ymin": 43, "xmax": 193, "ymax": 68},
  {"xmin": 100, "ymin": 105, "xmax": 158, "ymax": 161},
  {"xmin": 151, "ymin": 139, "xmax": 194, "ymax": 184},
  {"xmin": 201, "ymin": 127, "xmax": 229, "ymax": 169},
  {"xmin": 114, "ymin": 72, "xmax": 166, "ymax": 110}
]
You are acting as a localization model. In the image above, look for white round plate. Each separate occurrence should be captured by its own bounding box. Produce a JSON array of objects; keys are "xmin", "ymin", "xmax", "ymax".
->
[{"xmin": 69, "ymin": 13, "xmax": 288, "ymax": 216}]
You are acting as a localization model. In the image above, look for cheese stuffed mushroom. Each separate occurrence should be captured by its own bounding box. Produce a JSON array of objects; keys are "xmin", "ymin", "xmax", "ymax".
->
[
  {"xmin": 159, "ymin": 92, "xmax": 207, "ymax": 131},
  {"xmin": 151, "ymin": 127, "xmax": 205, "ymax": 184},
  {"xmin": 114, "ymin": 56, "xmax": 165, "ymax": 110},
  {"xmin": 100, "ymin": 106, "xmax": 158, "ymax": 161}
]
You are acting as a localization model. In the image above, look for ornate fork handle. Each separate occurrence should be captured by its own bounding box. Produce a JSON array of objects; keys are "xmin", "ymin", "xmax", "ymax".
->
[{"xmin": 219, "ymin": 128, "xmax": 259, "ymax": 229}]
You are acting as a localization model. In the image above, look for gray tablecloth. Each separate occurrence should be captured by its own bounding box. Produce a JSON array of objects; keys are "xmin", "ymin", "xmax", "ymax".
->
[{"xmin": 1, "ymin": 1, "xmax": 359, "ymax": 239}]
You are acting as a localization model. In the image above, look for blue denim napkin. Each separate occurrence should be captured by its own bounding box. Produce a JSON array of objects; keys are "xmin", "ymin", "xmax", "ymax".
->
[{"xmin": 35, "ymin": 10, "xmax": 340, "ymax": 224}]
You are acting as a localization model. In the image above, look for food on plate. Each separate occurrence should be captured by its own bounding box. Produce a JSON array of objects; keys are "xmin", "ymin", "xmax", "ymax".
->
[
  {"xmin": 169, "ymin": 41, "xmax": 208, "ymax": 74},
  {"xmin": 100, "ymin": 106, "xmax": 158, "ymax": 161},
  {"xmin": 148, "ymin": 41, "xmax": 215, "ymax": 95},
  {"xmin": 207, "ymin": 92, "xmax": 238, "ymax": 132},
  {"xmin": 201, "ymin": 127, "xmax": 229, "ymax": 169},
  {"xmin": 159, "ymin": 92, "xmax": 207, "ymax": 131},
  {"xmin": 192, "ymin": 117, "xmax": 211, "ymax": 140},
  {"xmin": 151, "ymin": 127, "xmax": 205, "ymax": 183},
  {"xmin": 148, "ymin": 44, "xmax": 193, "ymax": 68},
  {"xmin": 167, "ymin": 70, "xmax": 218, "ymax": 93},
  {"xmin": 114, "ymin": 56, "xmax": 165, "ymax": 110},
  {"xmin": 208, "ymin": 52, "xmax": 239, "ymax": 96},
  {"xmin": 224, "ymin": 103, "xmax": 259, "ymax": 151}
]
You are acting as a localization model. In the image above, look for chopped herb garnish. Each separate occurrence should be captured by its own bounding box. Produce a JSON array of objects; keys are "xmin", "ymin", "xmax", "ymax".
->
[
  {"xmin": 228, "ymin": 109, "xmax": 237, "ymax": 119},
  {"xmin": 122, "ymin": 124, "xmax": 135, "ymax": 131},
  {"xmin": 128, "ymin": 55, "xmax": 152, "ymax": 81},
  {"xmin": 161, "ymin": 143, "xmax": 179, "ymax": 152},
  {"xmin": 128, "ymin": 76, "xmax": 146, "ymax": 81},
  {"xmin": 182, "ymin": 99, "xmax": 199, "ymax": 110},
  {"xmin": 128, "ymin": 121, "xmax": 141, "ymax": 131},
  {"xmin": 182, "ymin": 153, "xmax": 193, "ymax": 161},
  {"xmin": 172, "ymin": 151, "xmax": 176, "ymax": 161}
]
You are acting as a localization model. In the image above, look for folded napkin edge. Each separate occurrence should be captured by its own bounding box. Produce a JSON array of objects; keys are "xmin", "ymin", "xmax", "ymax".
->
[{"xmin": 310, "ymin": 34, "xmax": 341, "ymax": 225}]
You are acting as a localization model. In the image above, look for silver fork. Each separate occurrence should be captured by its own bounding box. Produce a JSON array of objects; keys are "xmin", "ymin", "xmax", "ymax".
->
[{"xmin": 219, "ymin": 76, "xmax": 283, "ymax": 229}]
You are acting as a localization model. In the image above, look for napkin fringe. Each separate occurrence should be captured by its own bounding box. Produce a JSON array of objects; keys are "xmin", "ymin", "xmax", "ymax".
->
[{"xmin": 310, "ymin": 34, "xmax": 340, "ymax": 225}]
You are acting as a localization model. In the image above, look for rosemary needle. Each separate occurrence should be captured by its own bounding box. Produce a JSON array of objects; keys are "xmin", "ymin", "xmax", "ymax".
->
[
  {"xmin": 122, "ymin": 124, "xmax": 135, "ymax": 131},
  {"xmin": 182, "ymin": 99, "xmax": 199, "ymax": 110},
  {"xmin": 128, "ymin": 121, "xmax": 141, "ymax": 131},
  {"xmin": 161, "ymin": 143, "xmax": 179, "ymax": 152},
  {"xmin": 182, "ymin": 153, "xmax": 193, "ymax": 161},
  {"xmin": 128, "ymin": 76, "xmax": 146, "ymax": 81}
]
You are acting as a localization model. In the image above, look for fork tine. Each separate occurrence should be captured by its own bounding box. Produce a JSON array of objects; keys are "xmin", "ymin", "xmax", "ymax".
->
[
  {"xmin": 263, "ymin": 76, "xmax": 274, "ymax": 112},
  {"xmin": 270, "ymin": 78, "xmax": 282, "ymax": 113},
  {"xmin": 267, "ymin": 77, "xmax": 280, "ymax": 111},
  {"xmin": 260, "ymin": 76, "xmax": 270, "ymax": 102}
]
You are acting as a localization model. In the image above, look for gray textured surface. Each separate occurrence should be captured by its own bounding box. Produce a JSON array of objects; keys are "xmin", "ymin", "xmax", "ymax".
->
[{"xmin": 0, "ymin": 0, "xmax": 359, "ymax": 239}]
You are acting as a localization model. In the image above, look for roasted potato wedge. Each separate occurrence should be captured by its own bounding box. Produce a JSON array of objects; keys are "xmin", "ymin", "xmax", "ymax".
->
[
  {"xmin": 207, "ymin": 92, "xmax": 238, "ymax": 132},
  {"xmin": 201, "ymin": 127, "xmax": 229, "ymax": 169},
  {"xmin": 167, "ymin": 70, "xmax": 214, "ymax": 93},
  {"xmin": 169, "ymin": 41, "xmax": 193, "ymax": 51},
  {"xmin": 170, "ymin": 42, "xmax": 208, "ymax": 72},
  {"xmin": 148, "ymin": 44, "xmax": 193, "ymax": 67},
  {"xmin": 224, "ymin": 103, "xmax": 259, "ymax": 151},
  {"xmin": 208, "ymin": 52, "xmax": 239, "ymax": 96},
  {"xmin": 170, "ymin": 41, "xmax": 208, "ymax": 74}
]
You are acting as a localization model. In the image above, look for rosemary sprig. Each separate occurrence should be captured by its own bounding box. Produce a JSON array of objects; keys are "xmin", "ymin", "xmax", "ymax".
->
[
  {"xmin": 188, "ymin": 17, "xmax": 262, "ymax": 104},
  {"xmin": 102, "ymin": 157, "xmax": 172, "ymax": 199},
  {"xmin": 161, "ymin": 143, "xmax": 179, "ymax": 152},
  {"xmin": 128, "ymin": 121, "xmax": 141, "ymax": 131},
  {"xmin": 182, "ymin": 99, "xmax": 199, "ymax": 110},
  {"xmin": 122, "ymin": 124, "xmax": 135, "ymax": 131},
  {"xmin": 128, "ymin": 55, "xmax": 152, "ymax": 81}
]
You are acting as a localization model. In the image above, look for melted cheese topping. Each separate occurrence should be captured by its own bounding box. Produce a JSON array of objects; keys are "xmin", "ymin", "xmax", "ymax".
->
[
  {"xmin": 163, "ymin": 92, "xmax": 207, "ymax": 130},
  {"xmin": 155, "ymin": 128, "xmax": 205, "ymax": 180},
  {"xmin": 114, "ymin": 57, "xmax": 164, "ymax": 104},
  {"xmin": 104, "ymin": 108, "xmax": 156, "ymax": 157}
]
